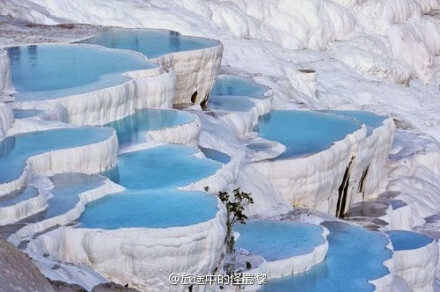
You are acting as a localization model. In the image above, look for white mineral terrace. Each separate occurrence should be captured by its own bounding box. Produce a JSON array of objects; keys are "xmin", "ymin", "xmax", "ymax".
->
[{"xmin": 0, "ymin": 1, "xmax": 438, "ymax": 290}]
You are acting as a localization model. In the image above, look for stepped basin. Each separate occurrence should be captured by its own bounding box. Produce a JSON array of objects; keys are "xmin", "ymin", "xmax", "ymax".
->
[
  {"xmin": 78, "ymin": 189, "xmax": 218, "ymax": 229},
  {"xmin": 263, "ymin": 221, "xmax": 392, "ymax": 291},
  {"xmin": 0, "ymin": 187, "xmax": 38, "ymax": 208},
  {"xmin": 41, "ymin": 173, "xmax": 106, "ymax": 220},
  {"xmin": 79, "ymin": 28, "xmax": 219, "ymax": 58},
  {"xmin": 321, "ymin": 110, "xmax": 386, "ymax": 136},
  {"xmin": 105, "ymin": 109, "xmax": 194, "ymax": 147},
  {"xmin": 12, "ymin": 109, "xmax": 43, "ymax": 119},
  {"xmin": 7, "ymin": 44, "xmax": 155, "ymax": 101},
  {"xmin": 211, "ymin": 75, "xmax": 269, "ymax": 99},
  {"xmin": 235, "ymin": 220, "xmax": 325, "ymax": 261},
  {"xmin": 387, "ymin": 230, "xmax": 433, "ymax": 251},
  {"xmin": 208, "ymin": 95, "xmax": 255, "ymax": 112},
  {"xmin": 0, "ymin": 127, "xmax": 114, "ymax": 184},
  {"xmin": 387, "ymin": 230, "xmax": 438, "ymax": 290},
  {"xmin": 200, "ymin": 147, "xmax": 231, "ymax": 164},
  {"xmin": 105, "ymin": 145, "xmax": 221, "ymax": 189},
  {"xmin": 256, "ymin": 111, "xmax": 361, "ymax": 159}
]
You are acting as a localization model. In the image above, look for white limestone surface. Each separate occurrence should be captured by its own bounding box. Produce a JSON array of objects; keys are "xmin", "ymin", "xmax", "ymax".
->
[
  {"xmin": 0, "ymin": 129, "xmax": 118, "ymax": 196},
  {"xmin": 0, "ymin": 49, "xmax": 12, "ymax": 94},
  {"xmin": 26, "ymin": 201, "xmax": 227, "ymax": 292},
  {"xmin": 216, "ymin": 96, "xmax": 272, "ymax": 137},
  {"xmin": 151, "ymin": 42, "xmax": 223, "ymax": 106}
]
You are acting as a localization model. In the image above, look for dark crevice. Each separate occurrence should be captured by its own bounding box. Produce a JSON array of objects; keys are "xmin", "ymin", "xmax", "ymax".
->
[
  {"xmin": 190, "ymin": 91, "xmax": 198, "ymax": 103},
  {"xmin": 336, "ymin": 157, "xmax": 354, "ymax": 218},
  {"xmin": 358, "ymin": 165, "xmax": 370, "ymax": 198},
  {"xmin": 200, "ymin": 92, "xmax": 209, "ymax": 109}
]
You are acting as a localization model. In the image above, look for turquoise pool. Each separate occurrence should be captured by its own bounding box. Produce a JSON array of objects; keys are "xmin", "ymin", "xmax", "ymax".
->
[
  {"xmin": 235, "ymin": 220, "xmax": 325, "ymax": 261},
  {"xmin": 387, "ymin": 230, "xmax": 433, "ymax": 251},
  {"xmin": 0, "ymin": 127, "xmax": 113, "ymax": 183},
  {"xmin": 211, "ymin": 75, "xmax": 269, "ymax": 99},
  {"xmin": 321, "ymin": 110, "xmax": 386, "ymax": 136},
  {"xmin": 263, "ymin": 221, "xmax": 392, "ymax": 291},
  {"xmin": 105, "ymin": 109, "xmax": 194, "ymax": 147},
  {"xmin": 79, "ymin": 28, "xmax": 219, "ymax": 58},
  {"xmin": 107, "ymin": 145, "xmax": 221, "ymax": 189},
  {"xmin": 7, "ymin": 44, "xmax": 155, "ymax": 100},
  {"xmin": 78, "ymin": 189, "xmax": 218, "ymax": 229},
  {"xmin": 256, "ymin": 111, "xmax": 361, "ymax": 159}
]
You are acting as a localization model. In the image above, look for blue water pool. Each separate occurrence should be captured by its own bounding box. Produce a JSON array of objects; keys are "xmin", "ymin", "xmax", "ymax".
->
[
  {"xmin": 13, "ymin": 109, "xmax": 43, "ymax": 119},
  {"xmin": 107, "ymin": 145, "xmax": 221, "ymax": 189},
  {"xmin": 208, "ymin": 95, "xmax": 255, "ymax": 112},
  {"xmin": 263, "ymin": 221, "xmax": 392, "ymax": 291},
  {"xmin": 387, "ymin": 230, "xmax": 433, "ymax": 251},
  {"xmin": 200, "ymin": 147, "xmax": 231, "ymax": 164},
  {"xmin": 256, "ymin": 111, "xmax": 361, "ymax": 159},
  {"xmin": 105, "ymin": 109, "xmax": 194, "ymax": 147},
  {"xmin": 321, "ymin": 110, "xmax": 386, "ymax": 136},
  {"xmin": 78, "ymin": 189, "xmax": 218, "ymax": 229},
  {"xmin": 235, "ymin": 220, "xmax": 325, "ymax": 261},
  {"xmin": 0, "ymin": 187, "xmax": 38, "ymax": 207},
  {"xmin": 79, "ymin": 28, "xmax": 219, "ymax": 59},
  {"xmin": 0, "ymin": 127, "xmax": 113, "ymax": 183},
  {"xmin": 211, "ymin": 75, "xmax": 269, "ymax": 99},
  {"xmin": 39, "ymin": 173, "xmax": 106, "ymax": 219},
  {"xmin": 7, "ymin": 44, "xmax": 155, "ymax": 101}
]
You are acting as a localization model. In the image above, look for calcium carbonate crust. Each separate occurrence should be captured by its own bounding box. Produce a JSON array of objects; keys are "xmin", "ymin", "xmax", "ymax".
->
[
  {"xmin": 0, "ymin": 128, "xmax": 118, "ymax": 196},
  {"xmin": 26, "ymin": 199, "xmax": 227, "ymax": 292}
]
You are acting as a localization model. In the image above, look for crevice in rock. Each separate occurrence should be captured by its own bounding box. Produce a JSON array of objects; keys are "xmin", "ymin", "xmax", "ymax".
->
[
  {"xmin": 190, "ymin": 91, "xmax": 198, "ymax": 103},
  {"xmin": 358, "ymin": 165, "xmax": 370, "ymax": 199},
  {"xmin": 336, "ymin": 157, "xmax": 354, "ymax": 218}
]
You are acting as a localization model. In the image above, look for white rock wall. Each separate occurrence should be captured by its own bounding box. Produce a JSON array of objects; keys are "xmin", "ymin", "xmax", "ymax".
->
[
  {"xmin": 344, "ymin": 118, "xmax": 396, "ymax": 214},
  {"xmin": 152, "ymin": 43, "xmax": 223, "ymax": 106},
  {"xmin": 392, "ymin": 240, "xmax": 438, "ymax": 291},
  {"xmin": 253, "ymin": 127, "xmax": 366, "ymax": 215},
  {"xmin": 0, "ymin": 102, "xmax": 14, "ymax": 139},
  {"xmin": 15, "ymin": 66, "xmax": 176, "ymax": 126},
  {"xmin": 27, "ymin": 202, "xmax": 227, "ymax": 292},
  {"xmin": 147, "ymin": 115, "xmax": 201, "ymax": 147},
  {"xmin": 0, "ymin": 49, "xmax": 12, "ymax": 94}
]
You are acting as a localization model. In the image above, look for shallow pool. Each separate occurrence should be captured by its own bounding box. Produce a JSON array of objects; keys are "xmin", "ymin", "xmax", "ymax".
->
[
  {"xmin": 0, "ymin": 187, "xmax": 38, "ymax": 207},
  {"xmin": 78, "ymin": 189, "xmax": 218, "ymax": 229},
  {"xmin": 256, "ymin": 111, "xmax": 361, "ymax": 159},
  {"xmin": 0, "ymin": 127, "xmax": 113, "ymax": 183},
  {"xmin": 387, "ymin": 230, "xmax": 433, "ymax": 251},
  {"xmin": 263, "ymin": 221, "xmax": 392, "ymax": 291},
  {"xmin": 321, "ymin": 110, "xmax": 386, "ymax": 136},
  {"xmin": 208, "ymin": 95, "xmax": 255, "ymax": 112},
  {"xmin": 107, "ymin": 145, "xmax": 221, "ymax": 189},
  {"xmin": 235, "ymin": 220, "xmax": 325, "ymax": 261},
  {"xmin": 39, "ymin": 173, "xmax": 107, "ymax": 219},
  {"xmin": 211, "ymin": 75, "xmax": 268, "ymax": 99},
  {"xmin": 8, "ymin": 44, "xmax": 155, "ymax": 101},
  {"xmin": 79, "ymin": 28, "xmax": 219, "ymax": 58},
  {"xmin": 105, "ymin": 109, "xmax": 194, "ymax": 147},
  {"xmin": 12, "ymin": 109, "xmax": 43, "ymax": 119},
  {"xmin": 200, "ymin": 147, "xmax": 231, "ymax": 164}
]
